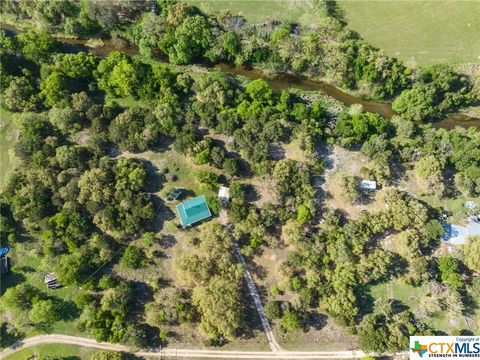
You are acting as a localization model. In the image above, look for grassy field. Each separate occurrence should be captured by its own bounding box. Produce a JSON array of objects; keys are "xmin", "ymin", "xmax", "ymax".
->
[
  {"xmin": 421, "ymin": 194, "xmax": 480, "ymax": 224},
  {"xmin": 369, "ymin": 279, "xmax": 479, "ymax": 334},
  {"xmin": 397, "ymin": 168, "xmax": 480, "ymax": 224},
  {"xmin": 3, "ymin": 344, "xmax": 99, "ymax": 360},
  {"xmin": 337, "ymin": 0, "xmax": 480, "ymax": 66},
  {"xmin": 183, "ymin": 0, "xmax": 323, "ymax": 26},
  {"xmin": 0, "ymin": 241, "xmax": 86, "ymax": 338},
  {"xmin": 369, "ymin": 279, "xmax": 421, "ymax": 310},
  {"xmin": 0, "ymin": 107, "xmax": 18, "ymax": 190}
]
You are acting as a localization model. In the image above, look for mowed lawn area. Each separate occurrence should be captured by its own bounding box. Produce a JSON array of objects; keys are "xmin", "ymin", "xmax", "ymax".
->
[
  {"xmin": 337, "ymin": 0, "xmax": 480, "ymax": 66},
  {"xmin": 183, "ymin": 0, "xmax": 322, "ymax": 26},
  {"xmin": 369, "ymin": 279, "xmax": 480, "ymax": 334},
  {"xmin": 0, "ymin": 107, "xmax": 18, "ymax": 190},
  {"xmin": 3, "ymin": 344, "xmax": 98, "ymax": 360}
]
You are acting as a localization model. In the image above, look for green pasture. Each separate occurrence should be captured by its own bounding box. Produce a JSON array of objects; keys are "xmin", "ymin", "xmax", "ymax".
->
[
  {"xmin": 0, "ymin": 107, "xmax": 18, "ymax": 190},
  {"xmin": 183, "ymin": 0, "xmax": 323, "ymax": 26},
  {"xmin": 419, "ymin": 194, "xmax": 480, "ymax": 224},
  {"xmin": 369, "ymin": 279, "xmax": 476, "ymax": 334},
  {"xmin": 337, "ymin": 0, "xmax": 480, "ymax": 66},
  {"xmin": 3, "ymin": 344, "xmax": 98, "ymax": 360},
  {"xmin": 369, "ymin": 279, "xmax": 421, "ymax": 309}
]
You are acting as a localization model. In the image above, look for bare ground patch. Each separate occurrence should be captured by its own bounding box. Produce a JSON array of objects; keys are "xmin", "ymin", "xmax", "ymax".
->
[
  {"xmin": 241, "ymin": 177, "xmax": 279, "ymax": 207},
  {"xmin": 282, "ymin": 140, "xmax": 308, "ymax": 163},
  {"xmin": 274, "ymin": 316, "xmax": 358, "ymax": 351},
  {"xmin": 321, "ymin": 146, "xmax": 387, "ymax": 219}
]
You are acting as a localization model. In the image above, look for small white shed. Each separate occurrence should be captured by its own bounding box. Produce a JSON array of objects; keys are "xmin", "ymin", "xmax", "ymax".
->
[
  {"xmin": 360, "ymin": 180, "xmax": 377, "ymax": 191},
  {"xmin": 218, "ymin": 186, "xmax": 230, "ymax": 204}
]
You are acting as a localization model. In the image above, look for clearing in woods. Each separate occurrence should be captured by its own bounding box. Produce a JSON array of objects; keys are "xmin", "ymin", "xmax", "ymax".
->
[{"xmin": 337, "ymin": 0, "xmax": 480, "ymax": 66}]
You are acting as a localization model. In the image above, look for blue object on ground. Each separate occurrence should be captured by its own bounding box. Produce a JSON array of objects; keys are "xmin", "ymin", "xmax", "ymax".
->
[{"xmin": 0, "ymin": 247, "xmax": 10, "ymax": 257}]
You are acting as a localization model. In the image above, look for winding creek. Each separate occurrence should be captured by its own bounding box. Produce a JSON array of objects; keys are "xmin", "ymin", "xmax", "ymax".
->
[{"xmin": 2, "ymin": 22, "xmax": 479, "ymax": 130}]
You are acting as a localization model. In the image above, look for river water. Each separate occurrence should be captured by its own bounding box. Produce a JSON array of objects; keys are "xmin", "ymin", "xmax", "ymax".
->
[
  {"xmin": 2, "ymin": 22, "xmax": 478, "ymax": 130},
  {"xmin": 216, "ymin": 63, "xmax": 396, "ymax": 118}
]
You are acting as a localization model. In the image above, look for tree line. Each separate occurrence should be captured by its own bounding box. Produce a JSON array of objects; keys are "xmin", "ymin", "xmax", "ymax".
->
[{"xmin": 1, "ymin": 0, "xmax": 477, "ymax": 119}]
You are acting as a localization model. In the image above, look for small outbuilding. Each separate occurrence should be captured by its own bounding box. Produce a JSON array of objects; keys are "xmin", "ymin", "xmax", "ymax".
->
[
  {"xmin": 176, "ymin": 195, "xmax": 212, "ymax": 228},
  {"xmin": 44, "ymin": 273, "xmax": 61, "ymax": 289},
  {"xmin": 218, "ymin": 186, "xmax": 230, "ymax": 205},
  {"xmin": 360, "ymin": 180, "xmax": 377, "ymax": 191},
  {"xmin": 166, "ymin": 187, "xmax": 183, "ymax": 202}
]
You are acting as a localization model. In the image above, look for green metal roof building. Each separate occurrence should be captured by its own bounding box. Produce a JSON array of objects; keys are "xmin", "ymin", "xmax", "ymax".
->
[{"xmin": 176, "ymin": 195, "xmax": 212, "ymax": 228}]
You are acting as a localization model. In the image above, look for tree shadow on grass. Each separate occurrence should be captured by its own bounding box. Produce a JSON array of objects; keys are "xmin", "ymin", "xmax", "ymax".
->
[
  {"xmin": 179, "ymin": 188, "xmax": 197, "ymax": 199},
  {"xmin": 239, "ymin": 282, "xmax": 263, "ymax": 340},
  {"xmin": 31, "ymin": 321, "xmax": 54, "ymax": 333},
  {"xmin": 157, "ymin": 277, "xmax": 173, "ymax": 288},
  {"xmin": 244, "ymin": 259, "xmax": 268, "ymax": 282},
  {"xmin": 0, "ymin": 271, "xmax": 26, "ymax": 296},
  {"xmin": 159, "ymin": 234, "xmax": 176, "ymax": 248},
  {"xmin": 269, "ymin": 143, "xmax": 285, "ymax": 161},
  {"xmin": 243, "ymin": 184, "xmax": 260, "ymax": 203},
  {"xmin": 235, "ymin": 157, "xmax": 252, "ymax": 178},
  {"xmin": 356, "ymin": 285, "xmax": 376, "ymax": 322},
  {"xmin": 315, "ymin": 142, "xmax": 335, "ymax": 171},
  {"xmin": 304, "ymin": 310, "xmax": 328, "ymax": 331},
  {"xmin": 149, "ymin": 203, "xmax": 175, "ymax": 233},
  {"xmin": 0, "ymin": 322, "xmax": 25, "ymax": 348},
  {"xmin": 139, "ymin": 323, "xmax": 161, "ymax": 349},
  {"xmin": 459, "ymin": 286, "xmax": 478, "ymax": 317},
  {"xmin": 151, "ymin": 249, "xmax": 167, "ymax": 259},
  {"xmin": 389, "ymin": 254, "xmax": 409, "ymax": 279},
  {"xmin": 57, "ymin": 299, "xmax": 80, "ymax": 322},
  {"xmin": 390, "ymin": 299, "xmax": 410, "ymax": 314},
  {"xmin": 16, "ymin": 265, "xmax": 35, "ymax": 273},
  {"xmin": 128, "ymin": 281, "xmax": 154, "ymax": 319},
  {"xmin": 142, "ymin": 160, "xmax": 166, "ymax": 194}
]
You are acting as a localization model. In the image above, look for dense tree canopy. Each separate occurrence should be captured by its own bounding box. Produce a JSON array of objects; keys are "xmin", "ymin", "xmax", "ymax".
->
[{"xmin": 463, "ymin": 236, "xmax": 480, "ymax": 272}]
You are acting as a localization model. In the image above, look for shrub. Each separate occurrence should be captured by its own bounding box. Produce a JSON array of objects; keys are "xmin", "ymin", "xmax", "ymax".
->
[
  {"xmin": 437, "ymin": 257, "xmax": 462, "ymax": 288},
  {"xmin": 223, "ymin": 158, "xmax": 239, "ymax": 175},
  {"xmin": 98, "ymin": 275, "xmax": 119, "ymax": 290},
  {"xmin": 195, "ymin": 170, "xmax": 218, "ymax": 190},
  {"xmin": 265, "ymin": 301, "xmax": 281, "ymax": 319},
  {"xmin": 206, "ymin": 195, "xmax": 222, "ymax": 215},
  {"xmin": 119, "ymin": 246, "xmax": 145, "ymax": 269},
  {"xmin": 141, "ymin": 232, "xmax": 156, "ymax": 247},
  {"xmin": 296, "ymin": 204, "xmax": 312, "ymax": 224},
  {"xmin": 194, "ymin": 148, "xmax": 210, "ymax": 165},
  {"xmin": 280, "ymin": 309, "xmax": 301, "ymax": 333}
]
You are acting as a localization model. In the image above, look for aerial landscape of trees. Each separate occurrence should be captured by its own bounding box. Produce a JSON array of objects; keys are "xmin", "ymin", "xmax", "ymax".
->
[{"xmin": 0, "ymin": 0, "xmax": 479, "ymax": 357}]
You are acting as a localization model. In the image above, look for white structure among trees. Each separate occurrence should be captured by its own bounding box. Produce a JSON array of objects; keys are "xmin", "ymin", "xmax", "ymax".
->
[
  {"xmin": 360, "ymin": 180, "xmax": 377, "ymax": 191},
  {"xmin": 218, "ymin": 186, "xmax": 230, "ymax": 205}
]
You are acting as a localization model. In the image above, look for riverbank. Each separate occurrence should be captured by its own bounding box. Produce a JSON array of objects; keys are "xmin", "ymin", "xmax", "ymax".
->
[{"xmin": 1, "ymin": 21, "xmax": 478, "ymax": 130}]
